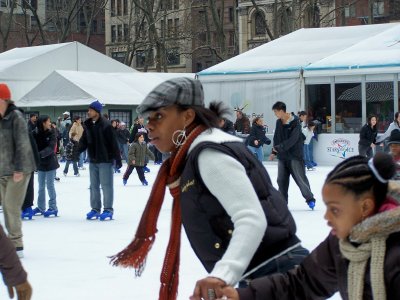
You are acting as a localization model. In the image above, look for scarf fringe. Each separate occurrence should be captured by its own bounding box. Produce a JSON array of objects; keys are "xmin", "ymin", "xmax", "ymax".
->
[{"xmin": 110, "ymin": 236, "xmax": 155, "ymax": 275}]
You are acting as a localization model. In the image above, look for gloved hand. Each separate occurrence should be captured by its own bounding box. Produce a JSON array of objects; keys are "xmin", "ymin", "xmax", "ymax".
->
[{"xmin": 7, "ymin": 281, "xmax": 32, "ymax": 300}]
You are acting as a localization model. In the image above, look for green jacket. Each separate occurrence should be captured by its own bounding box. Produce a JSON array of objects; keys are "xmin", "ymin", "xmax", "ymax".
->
[{"xmin": 128, "ymin": 142, "xmax": 154, "ymax": 166}]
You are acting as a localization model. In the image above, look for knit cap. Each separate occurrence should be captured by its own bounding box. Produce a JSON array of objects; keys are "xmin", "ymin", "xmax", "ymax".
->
[
  {"xmin": 89, "ymin": 100, "xmax": 103, "ymax": 113},
  {"xmin": 0, "ymin": 83, "xmax": 11, "ymax": 100},
  {"xmin": 388, "ymin": 129, "xmax": 400, "ymax": 145}
]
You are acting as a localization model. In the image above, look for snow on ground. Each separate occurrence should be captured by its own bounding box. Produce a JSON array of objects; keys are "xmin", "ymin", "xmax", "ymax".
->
[{"xmin": 0, "ymin": 161, "xmax": 340, "ymax": 300}]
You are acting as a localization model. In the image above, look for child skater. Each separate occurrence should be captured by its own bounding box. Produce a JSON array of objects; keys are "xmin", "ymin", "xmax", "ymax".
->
[
  {"xmin": 122, "ymin": 133, "xmax": 154, "ymax": 186},
  {"xmin": 63, "ymin": 132, "xmax": 80, "ymax": 177},
  {"xmin": 302, "ymin": 120, "xmax": 316, "ymax": 171},
  {"xmin": 198, "ymin": 152, "xmax": 400, "ymax": 300}
]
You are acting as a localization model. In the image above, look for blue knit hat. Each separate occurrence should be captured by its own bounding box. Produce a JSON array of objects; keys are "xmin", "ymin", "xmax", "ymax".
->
[{"xmin": 89, "ymin": 100, "xmax": 103, "ymax": 113}]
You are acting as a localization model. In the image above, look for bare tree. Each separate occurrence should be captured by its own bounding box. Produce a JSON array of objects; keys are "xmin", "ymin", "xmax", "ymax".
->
[
  {"xmin": 81, "ymin": 0, "xmax": 108, "ymax": 45},
  {"xmin": 0, "ymin": 0, "xmax": 17, "ymax": 51}
]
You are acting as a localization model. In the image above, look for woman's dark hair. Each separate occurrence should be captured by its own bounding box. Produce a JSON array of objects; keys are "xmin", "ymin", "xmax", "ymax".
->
[
  {"xmin": 367, "ymin": 114, "xmax": 377, "ymax": 128},
  {"xmin": 325, "ymin": 152, "xmax": 396, "ymax": 209},
  {"xmin": 178, "ymin": 101, "xmax": 231, "ymax": 129},
  {"xmin": 37, "ymin": 115, "xmax": 50, "ymax": 132},
  {"xmin": 298, "ymin": 111, "xmax": 307, "ymax": 117},
  {"xmin": 73, "ymin": 115, "xmax": 81, "ymax": 122},
  {"xmin": 134, "ymin": 132, "xmax": 144, "ymax": 142},
  {"xmin": 394, "ymin": 112, "xmax": 400, "ymax": 126},
  {"xmin": 252, "ymin": 117, "xmax": 261, "ymax": 125}
]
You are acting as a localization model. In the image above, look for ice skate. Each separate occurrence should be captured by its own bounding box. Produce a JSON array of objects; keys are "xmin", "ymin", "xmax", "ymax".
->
[
  {"xmin": 99, "ymin": 210, "xmax": 113, "ymax": 221},
  {"xmin": 86, "ymin": 210, "xmax": 100, "ymax": 220}
]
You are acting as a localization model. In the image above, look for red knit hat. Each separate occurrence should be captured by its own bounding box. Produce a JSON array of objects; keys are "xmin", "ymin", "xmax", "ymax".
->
[{"xmin": 0, "ymin": 83, "xmax": 11, "ymax": 100}]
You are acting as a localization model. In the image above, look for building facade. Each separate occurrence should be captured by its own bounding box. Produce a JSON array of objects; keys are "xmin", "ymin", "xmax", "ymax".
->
[
  {"xmin": 105, "ymin": 0, "xmax": 193, "ymax": 72},
  {"xmin": 0, "ymin": 0, "xmax": 105, "ymax": 53}
]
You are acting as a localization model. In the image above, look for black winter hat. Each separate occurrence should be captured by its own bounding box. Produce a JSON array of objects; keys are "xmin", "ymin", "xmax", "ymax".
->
[{"xmin": 388, "ymin": 129, "xmax": 400, "ymax": 145}]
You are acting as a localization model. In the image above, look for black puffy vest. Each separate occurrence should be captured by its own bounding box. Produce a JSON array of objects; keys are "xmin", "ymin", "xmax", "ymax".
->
[{"xmin": 180, "ymin": 141, "xmax": 300, "ymax": 274}]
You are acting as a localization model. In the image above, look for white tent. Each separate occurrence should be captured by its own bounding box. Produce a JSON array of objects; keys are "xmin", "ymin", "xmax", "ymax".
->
[
  {"xmin": 0, "ymin": 42, "xmax": 136, "ymax": 101},
  {"xmin": 197, "ymin": 23, "xmax": 400, "ymax": 127},
  {"xmin": 18, "ymin": 70, "xmax": 195, "ymax": 107}
]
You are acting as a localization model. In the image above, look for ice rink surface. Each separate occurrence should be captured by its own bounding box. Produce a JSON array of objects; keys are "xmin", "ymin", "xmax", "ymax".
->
[{"xmin": 0, "ymin": 161, "xmax": 341, "ymax": 300}]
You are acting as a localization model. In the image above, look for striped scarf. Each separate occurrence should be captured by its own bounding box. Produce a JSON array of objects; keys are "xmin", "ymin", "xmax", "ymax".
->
[{"xmin": 111, "ymin": 124, "xmax": 206, "ymax": 300}]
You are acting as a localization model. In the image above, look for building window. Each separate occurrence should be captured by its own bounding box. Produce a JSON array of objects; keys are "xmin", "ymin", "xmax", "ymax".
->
[
  {"xmin": 31, "ymin": 16, "xmax": 38, "ymax": 27},
  {"xmin": 101, "ymin": 20, "xmax": 105, "ymax": 33},
  {"xmin": 166, "ymin": 48, "xmax": 180, "ymax": 65},
  {"xmin": 344, "ymin": 4, "xmax": 356, "ymax": 18},
  {"xmin": 91, "ymin": 20, "xmax": 98, "ymax": 34},
  {"xmin": 228, "ymin": 31, "xmax": 235, "ymax": 46},
  {"xmin": 373, "ymin": 0, "xmax": 384, "ymax": 16},
  {"xmin": 117, "ymin": 0, "xmax": 122, "ymax": 16},
  {"xmin": 136, "ymin": 49, "xmax": 154, "ymax": 68},
  {"xmin": 123, "ymin": 0, "xmax": 128, "ymax": 15},
  {"xmin": 123, "ymin": 24, "xmax": 129, "ymax": 41},
  {"xmin": 229, "ymin": 7, "xmax": 234, "ymax": 23},
  {"xmin": 111, "ymin": 0, "xmax": 115, "ymax": 16},
  {"xmin": 174, "ymin": 18, "xmax": 179, "ymax": 37},
  {"xmin": 174, "ymin": 0, "xmax": 179, "ymax": 10},
  {"xmin": 335, "ymin": 83, "xmax": 362, "ymax": 133},
  {"xmin": 160, "ymin": 19, "xmax": 165, "ymax": 38},
  {"xmin": 366, "ymin": 82, "xmax": 393, "ymax": 133},
  {"xmin": 70, "ymin": 110, "xmax": 88, "ymax": 122},
  {"xmin": 111, "ymin": 25, "xmax": 116, "ymax": 42},
  {"xmin": 254, "ymin": 11, "xmax": 266, "ymax": 36},
  {"xmin": 167, "ymin": 19, "xmax": 173, "ymax": 37},
  {"xmin": 109, "ymin": 110, "xmax": 132, "ymax": 129},
  {"xmin": 111, "ymin": 51, "xmax": 126, "ymax": 63},
  {"xmin": 117, "ymin": 24, "xmax": 122, "ymax": 42}
]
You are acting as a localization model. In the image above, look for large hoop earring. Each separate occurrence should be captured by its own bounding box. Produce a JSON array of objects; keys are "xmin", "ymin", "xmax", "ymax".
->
[{"xmin": 172, "ymin": 128, "xmax": 187, "ymax": 147}]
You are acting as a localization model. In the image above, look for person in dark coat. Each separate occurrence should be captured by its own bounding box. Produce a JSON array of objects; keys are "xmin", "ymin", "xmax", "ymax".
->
[
  {"xmin": 234, "ymin": 109, "xmax": 250, "ymax": 134},
  {"xmin": 129, "ymin": 115, "xmax": 151, "ymax": 172},
  {"xmin": 358, "ymin": 114, "xmax": 378, "ymax": 158},
  {"xmin": 32, "ymin": 115, "xmax": 60, "ymax": 218},
  {"xmin": 246, "ymin": 117, "xmax": 271, "ymax": 162},
  {"xmin": 215, "ymin": 153, "xmax": 400, "ymax": 300},
  {"xmin": 79, "ymin": 100, "xmax": 120, "ymax": 221},
  {"xmin": 111, "ymin": 78, "xmax": 308, "ymax": 300},
  {"xmin": 269, "ymin": 101, "xmax": 315, "ymax": 209}
]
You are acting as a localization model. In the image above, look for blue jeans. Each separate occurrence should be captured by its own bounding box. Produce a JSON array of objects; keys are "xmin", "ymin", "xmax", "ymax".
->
[
  {"xmin": 247, "ymin": 145, "xmax": 264, "ymax": 162},
  {"xmin": 308, "ymin": 138, "xmax": 315, "ymax": 163},
  {"xmin": 303, "ymin": 144, "xmax": 313, "ymax": 169},
  {"xmin": 78, "ymin": 151, "xmax": 86, "ymax": 168},
  {"xmin": 239, "ymin": 245, "xmax": 309, "ymax": 287},
  {"xmin": 277, "ymin": 159, "xmax": 314, "ymax": 202},
  {"xmin": 119, "ymin": 143, "xmax": 129, "ymax": 163},
  {"xmin": 89, "ymin": 163, "xmax": 114, "ymax": 212},
  {"xmin": 37, "ymin": 170, "xmax": 57, "ymax": 211},
  {"xmin": 64, "ymin": 160, "xmax": 78, "ymax": 175}
]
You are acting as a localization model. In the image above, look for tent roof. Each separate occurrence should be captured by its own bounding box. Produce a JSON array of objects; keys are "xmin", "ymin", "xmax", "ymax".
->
[
  {"xmin": 0, "ymin": 41, "xmax": 136, "ymax": 81},
  {"xmin": 197, "ymin": 23, "xmax": 399, "ymax": 77},
  {"xmin": 18, "ymin": 70, "xmax": 195, "ymax": 107}
]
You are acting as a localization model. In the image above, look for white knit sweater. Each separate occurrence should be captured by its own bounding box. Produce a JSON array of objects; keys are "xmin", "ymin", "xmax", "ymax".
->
[{"xmin": 188, "ymin": 128, "xmax": 267, "ymax": 285}]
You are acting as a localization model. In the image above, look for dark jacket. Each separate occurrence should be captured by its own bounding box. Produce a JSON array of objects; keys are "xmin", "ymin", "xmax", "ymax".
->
[
  {"xmin": 359, "ymin": 124, "xmax": 377, "ymax": 147},
  {"xmin": 116, "ymin": 128, "xmax": 130, "ymax": 144},
  {"xmin": 220, "ymin": 118, "xmax": 236, "ymax": 136},
  {"xmin": 0, "ymin": 104, "xmax": 36, "ymax": 176},
  {"xmin": 0, "ymin": 224, "xmax": 27, "ymax": 287},
  {"xmin": 33, "ymin": 128, "xmax": 59, "ymax": 172},
  {"xmin": 248, "ymin": 124, "xmax": 271, "ymax": 148},
  {"xmin": 129, "ymin": 123, "xmax": 149, "ymax": 143},
  {"xmin": 238, "ymin": 232, "xmax": 400, "ymax": 300},
  {"xmin": 272, "ymin": 115, "xmax": 304, "ymax": 161},
  {"xmin": 79, "ymin": 117, "xmax": 120, "ymax": 164},
  {"xmin": 180, "ymin": 141, "xmax": 300, "ymax": 274},
  {"xmin": 234, "ymin": 116, "xmax": 251, "ymax": 134}
]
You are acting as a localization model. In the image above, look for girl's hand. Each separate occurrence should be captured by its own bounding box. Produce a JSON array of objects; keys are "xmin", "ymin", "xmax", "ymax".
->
[{"xmin": 190, "ymin": 277, "xmax": 226, "ymax": 300}]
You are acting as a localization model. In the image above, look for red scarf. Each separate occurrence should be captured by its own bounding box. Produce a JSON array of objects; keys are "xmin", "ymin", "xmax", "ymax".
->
[{"xmin": 111, "ymin": 125, "xmax": 206, "ymax": 300}]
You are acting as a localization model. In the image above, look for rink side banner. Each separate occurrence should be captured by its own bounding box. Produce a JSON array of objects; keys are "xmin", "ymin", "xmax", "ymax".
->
[{"xmin": 314, "ymin": 134, "xmax": 358, "ymax": 165}]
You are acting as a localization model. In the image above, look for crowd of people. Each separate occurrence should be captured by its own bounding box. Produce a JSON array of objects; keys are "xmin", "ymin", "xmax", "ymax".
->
[{"xmin": 0, "ymin": 77, "xmax": 400, "ymax": 300}]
